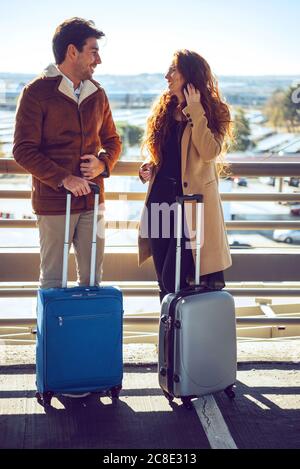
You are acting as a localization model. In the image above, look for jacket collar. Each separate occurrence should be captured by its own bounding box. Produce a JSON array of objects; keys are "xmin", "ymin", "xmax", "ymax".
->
[{"xmin": 42, "ymin": 63, "xmax": 99, "ymax": 106}]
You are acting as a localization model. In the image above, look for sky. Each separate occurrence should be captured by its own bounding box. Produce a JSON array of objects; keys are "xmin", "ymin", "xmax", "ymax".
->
[{"xmin": 0, "ymin": 0, "xmax": 299, "ymax": 76}]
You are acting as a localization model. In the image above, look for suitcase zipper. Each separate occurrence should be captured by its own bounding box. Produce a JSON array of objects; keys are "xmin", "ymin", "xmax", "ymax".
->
[
  {"xmin": 57, "ymin": 312, "xmax": 114, "ymax": 326},
  {"xmin": 48, "ymin": 294, "xmax": 122, "ymax": 301},
  {"xmin": 166, "ymin": 296, "xmax": 182, "ymax": 394},
  {"xmin": 45, "ymin": 295, "xmax": 123, "ymax": 322}
]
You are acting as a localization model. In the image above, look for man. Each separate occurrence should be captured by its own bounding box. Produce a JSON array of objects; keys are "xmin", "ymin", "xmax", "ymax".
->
[{"xmin": 13, "ymin": 18, "xmax": 121, "ymax": 288}]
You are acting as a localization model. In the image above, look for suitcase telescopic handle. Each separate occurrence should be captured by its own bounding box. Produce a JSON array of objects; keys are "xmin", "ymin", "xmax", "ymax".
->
[
  {"xmin": 175, "ymin": 194, "xmax": 204, "ymax": 293},
  {"xmin": 65, "ymin": 183, "xmax": 100, "ymax": 196},
  {"xmin": 176, "ymin": 194, "xmax": 203, "ymax": 204},
  {"xmin": 62, "ymin": 183, "xmax": 100, "ymax": 288}
]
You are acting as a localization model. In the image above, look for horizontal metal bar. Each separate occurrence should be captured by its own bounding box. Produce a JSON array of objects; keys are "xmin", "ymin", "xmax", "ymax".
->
[
  {"xmin": 237, "ymin": 317, "xmax": 300, "ymax": 325},
  {"xmin": 1, "ymin": 281, "xmax": 298, "ymax": 289},
  {"xmin": 0, "ymin": 319, "xmax": 36, "ymax": 327},
  {"xmin": 0, "ymin": 332, "xmax": 35, "ymax": 339},
  {"xmin": 0, "ymin": 160, "xmax": 142, "ymax": 176},
  {"xmin": 2, "ymin": 189, "xmax": 300, "ymax": 203},
  {"xmin": 222, "ymin": 193, "xmax": 300, "ymax": 202},
  {"xmin": 1, "ymin": 316, "xmax": 300, "ymax": 329},
  {"xmin": 122, "ymin": 316, "xmax": 300, "ymax": 326},
  {"xmin": 0, "ymin": 251, "xmax": 299, "ymax": 283},
  {"xmin": 0, "ymin": 219, "xmax": 142, "ymax": 229},
  {"xmin": 227, "ymin": 162, "xmax": 300, "ymax": 177},
  {"xmin": 0, "ymin": 288, "xmax": 299, "ymax": 298},
  {"xmin": 1, "ymin": 219, "xmax": 300, "ymax": 230},
  {"xmin": 0, "ymin": 339, "xmax": 36, "ymax": 345},
  {"xmin": 226, "ymin": 289, "xmax": 300, "ymax": 297},
  {"xmin": 0, "ymin": 190, "xmax": 147, "ymax": 201},
  {"xmin": 0, "ymin": 190, "xmax": 300, "ymax": 203},
  {"xmin": 226, "ymin": 221, "xmax": 300, "ymax": 230},
  {"xmin": 1, "ymin": 158, "xmax": 300, "ymax": 176},
  {"xmin": 0, "ymin": 190, "xmax": 31, "ymax": 199}
]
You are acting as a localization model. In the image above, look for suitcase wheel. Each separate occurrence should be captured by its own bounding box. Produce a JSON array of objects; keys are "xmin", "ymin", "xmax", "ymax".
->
[
  {"xmin": 163, "ymin": 390, "xmax": 174, "ymax": 402},
  {"xmin": 224, "ymin": 385, "xmax": 236, "ymax": 399},
  {"xmin": 36, "ymin": 391, "xmax": 54, "ymax": 408},
  {"xmin": 181, "ymin": 397, "xmax": 193, "ymax": 410},
  {"xmin": 107, "ymin": 385, "xmax": 122, "ymax": 399}
]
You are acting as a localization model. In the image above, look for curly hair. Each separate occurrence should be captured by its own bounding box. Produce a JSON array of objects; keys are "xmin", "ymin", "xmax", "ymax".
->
[{"xmin": 141, "ymin": 49, "xmax": 233, "ymax": 176}]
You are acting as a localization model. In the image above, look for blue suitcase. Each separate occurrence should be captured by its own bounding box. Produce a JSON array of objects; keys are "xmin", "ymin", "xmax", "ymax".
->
[{"xmin": 35, "ymin": 186, "xmax": 123, "ymax": 407}]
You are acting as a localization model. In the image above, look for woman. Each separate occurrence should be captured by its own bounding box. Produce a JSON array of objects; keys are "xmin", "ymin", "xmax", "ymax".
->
[{"xmin": 138, "ymin": 49, "xmax": 232, "ymax": 303}]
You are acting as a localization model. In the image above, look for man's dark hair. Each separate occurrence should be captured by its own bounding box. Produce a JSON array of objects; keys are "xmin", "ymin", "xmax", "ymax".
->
[{"xmin": 52, "ymin": 17, "xmax": 105, "ymax": 64}]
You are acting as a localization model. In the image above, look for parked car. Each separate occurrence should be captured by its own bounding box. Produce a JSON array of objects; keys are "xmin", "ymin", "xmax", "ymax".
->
[
  {"xmin": 288, "ymin": 177, "xmax": 300, "ymax": 188},
  {"xmin": 238, "ymin": 178, "xmax": 248, "ymax": 187},
  {"xmin": 273, "ymin": 230, "xmax": 300, "ymax": 244},
  {"xmin": 233, "ymin": 177, "xmax": 248, "ymax": 187},
  {"xmin": 290, "ymin": 205, "xmax": 300, "ymax": 216},
  {"xmin": 267, "ymin": 177, "xmax": 276, "ymax": 186},
  {"xmin": 229, "ymin": 236, "xmax": 252, "ymax": 248},
  {"xmin": 0, "ymin": 212, "xmax": 14, "ymax": 219}
]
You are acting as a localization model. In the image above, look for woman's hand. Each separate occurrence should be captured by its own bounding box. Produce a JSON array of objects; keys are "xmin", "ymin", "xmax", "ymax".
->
[
  {"xmin": 139, "ymin": 163, "xmax": 153, "ymax": 183},
  {"xmin": 183, "ymin": 83, "xmax": 201, "ymax": 106}
]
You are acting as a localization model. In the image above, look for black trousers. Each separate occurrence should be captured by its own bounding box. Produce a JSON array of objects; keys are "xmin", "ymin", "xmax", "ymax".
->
[{"xmin": 147, "ymin": 176, "xmax": 225, "ymax": 303}]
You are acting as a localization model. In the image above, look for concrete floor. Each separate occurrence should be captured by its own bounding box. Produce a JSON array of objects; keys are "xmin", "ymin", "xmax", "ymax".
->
[{"xmin": 0, "ymin": 342, "xmax": 300, "ymax": 450}]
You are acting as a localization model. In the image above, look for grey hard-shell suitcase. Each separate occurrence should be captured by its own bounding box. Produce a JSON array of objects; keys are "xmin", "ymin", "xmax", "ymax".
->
[{"xmin": 158, "ymin": 194, "xmax": 237, "ymax": 408}]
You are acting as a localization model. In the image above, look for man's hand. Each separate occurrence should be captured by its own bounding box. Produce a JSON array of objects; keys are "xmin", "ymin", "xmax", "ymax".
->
[
  {"xmin": 183, "ymin": 83, "xmax": 201, "ymax": 106},
  {"xmin": 62, "ymin": 175, "xmax": 92, "ymax": 197},
  {"xmin": 80, "ymin": 154, "xmax": 106, "ymax": 180}
]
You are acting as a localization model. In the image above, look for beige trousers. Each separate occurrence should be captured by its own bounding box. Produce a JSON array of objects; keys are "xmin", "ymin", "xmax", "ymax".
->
[{"xmin": 37, "ymin": 211, "xmax": 105, "ymax": 289}]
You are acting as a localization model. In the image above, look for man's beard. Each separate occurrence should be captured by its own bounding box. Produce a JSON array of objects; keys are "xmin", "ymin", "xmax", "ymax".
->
[
  {"xmin": 79, "ymin": 65, "xmax": 93, "ymax": 81},
  {"xmin": 83, "ymin": 69, "xmax": 92, "ymax": 80}
]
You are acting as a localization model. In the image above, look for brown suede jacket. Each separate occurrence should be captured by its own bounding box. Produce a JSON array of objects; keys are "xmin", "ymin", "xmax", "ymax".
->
[{"xmin": 13, "ymin": 64, "xmax": 122, "ymax": 214}]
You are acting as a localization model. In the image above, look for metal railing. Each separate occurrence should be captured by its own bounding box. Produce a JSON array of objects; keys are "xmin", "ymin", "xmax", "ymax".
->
[{"xmin": 1, "ymin": 155, "xmax": 300, "ymax": 344}]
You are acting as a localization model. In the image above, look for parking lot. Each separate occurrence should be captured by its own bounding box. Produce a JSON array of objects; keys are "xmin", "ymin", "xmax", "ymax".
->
[{"xmin": 226, "ymin": 177, "xmax": 300, "ymax": 248}]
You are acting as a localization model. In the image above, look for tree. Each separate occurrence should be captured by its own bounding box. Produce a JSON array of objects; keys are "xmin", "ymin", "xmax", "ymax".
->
[
  {"xmin": 127, "ymin": 125, "xmax": 144, "ymax": 146},
  {"xmin": 264, "ymin": 84, "xmax": 300, "ymax": 131},
  {"xmin": 264, "ymin": 89, "xmax": 286, "ymax": 129},
  {"xmin": 0, "ymin": 139, "xmax": 4, "ymax": 157},
  {"xmin": 282, "ymin": 84, "xmax": 300, "ymax": 130},
  {"xmin": 231, "ymin": 108, "xmax": 252, "ymax": 152},
  {"xmin": 116, "ymin": 121, "xmax": 144, "ymax": 151}
]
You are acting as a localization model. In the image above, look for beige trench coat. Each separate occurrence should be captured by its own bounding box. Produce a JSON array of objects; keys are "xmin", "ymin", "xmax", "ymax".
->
[{"xmin": 138, "ymin": 101, "xmax": 232, "ymax": 277}]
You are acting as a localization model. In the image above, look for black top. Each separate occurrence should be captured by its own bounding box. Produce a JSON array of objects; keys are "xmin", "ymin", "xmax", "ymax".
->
[
  {"xmin": 156, "ymin": 119, "xmax": 187, "ymax": 182},
  {"xmin": 147, "ymin": 119, "xmax": 187, "ymax": 207}
]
